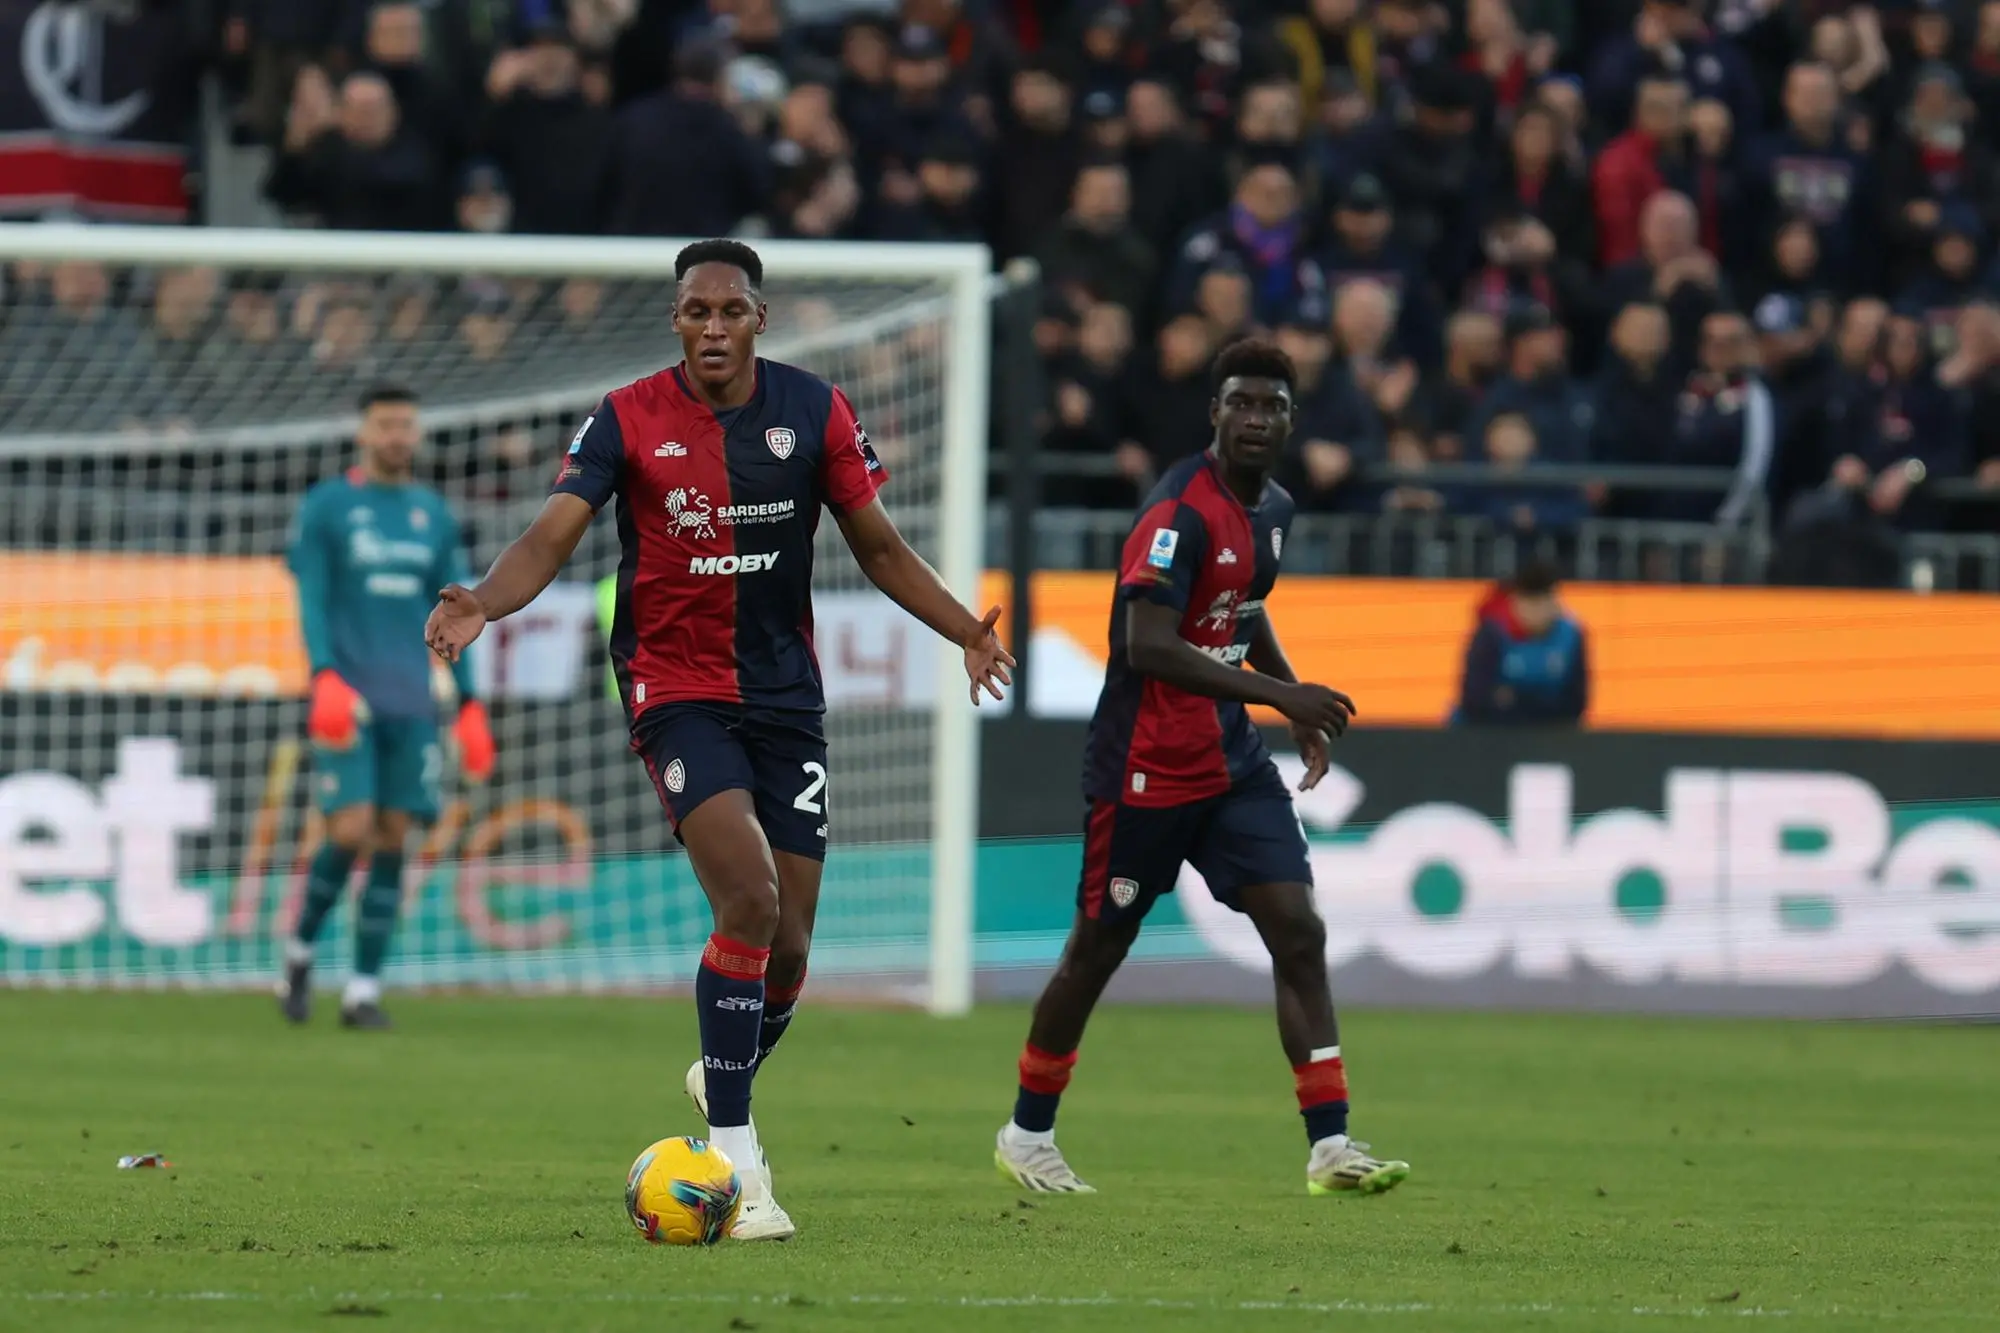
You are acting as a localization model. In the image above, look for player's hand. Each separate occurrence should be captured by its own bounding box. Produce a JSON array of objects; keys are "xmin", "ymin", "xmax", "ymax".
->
[
  {"xmin": 455, "ymin": 700, "xmax": 496, "ymax": 784},
  {"xmin": 962, "ymin": 605, "xmax": 1015, "ymax": 705},
  {"xmin": 426, "ymin": 584, "xmax": 488, "ymax": 664},
  {"xmin": 1291, "ymin": 723, "xmax": 1330, "ymax": 792},
  {"xmin": 307, "ymin": 670, "xmax": 367, "ymax": 750},
  {"xmin": 1278, "ymin": 682, "xmax": 1355, "ymax": 738}
]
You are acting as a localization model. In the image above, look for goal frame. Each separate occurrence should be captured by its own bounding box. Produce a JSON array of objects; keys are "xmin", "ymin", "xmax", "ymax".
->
[{"xmin": 0, "ymin": 223, "xmax": 991, "ymax": 1017}]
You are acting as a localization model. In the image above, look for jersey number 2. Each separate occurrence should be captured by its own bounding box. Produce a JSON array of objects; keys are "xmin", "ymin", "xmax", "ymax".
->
[{"xmin": 792, "ymin": 761, "xmax": 828, "ymax": 815}]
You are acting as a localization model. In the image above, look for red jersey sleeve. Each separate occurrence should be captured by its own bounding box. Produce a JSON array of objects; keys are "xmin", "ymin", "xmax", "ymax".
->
[
  {"xmin": 821, "ymin": 385, "xmax": 888, "ymax": 513},
  {"xmin": 1116, "ymin": 500, "xmax": 1207, "ymax": 614}
]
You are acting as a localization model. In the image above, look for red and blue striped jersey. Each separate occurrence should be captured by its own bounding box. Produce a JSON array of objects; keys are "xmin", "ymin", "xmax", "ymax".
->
[
  {"xmin": 552, "ymin": 358, "xmax": 886, "ymax": 723},
  {"xmin": 1083, "ymin": 451, "xmax": 1296, "ymax": 807}
]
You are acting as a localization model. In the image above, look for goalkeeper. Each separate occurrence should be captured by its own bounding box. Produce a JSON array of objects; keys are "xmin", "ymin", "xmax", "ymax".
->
[{"xmin": 279, "ymin": 385, "xmax": 495, "ymax": 1030}]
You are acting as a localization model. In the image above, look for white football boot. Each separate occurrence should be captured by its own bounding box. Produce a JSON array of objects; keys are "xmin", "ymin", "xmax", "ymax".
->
[
  {"xmin": 685, "ymin": 1059, "xmax": 796, "ymax": 1241},
  {"xmin": 993, "ymin": 1123, "xmax": 1096, "ymax": 1193},
  {"xmin": 1306, "ymin": 1135, "xmax": 1410, "ymax": 1195}
]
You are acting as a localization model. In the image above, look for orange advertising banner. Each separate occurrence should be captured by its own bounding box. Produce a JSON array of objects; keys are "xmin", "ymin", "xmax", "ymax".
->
[
  {"xmin": 1023, "ymin": 574, "xmax": 2000, "ymax": 740},
  {"xmin": 0, "ymin": 553, "xmax": 306, "ymax": 695},
  {"xmin": 4, "ymin": 553, "xmax": 1992, "ymax": 739}
]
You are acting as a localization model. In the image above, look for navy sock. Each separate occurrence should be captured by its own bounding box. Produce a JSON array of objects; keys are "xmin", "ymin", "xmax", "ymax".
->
[
  {"xmin": 1012, "ymin": 1044, "xmax": 1077, "ymax": 1134},
  {"xmin": 758, "ymin": 970, "xmax": 805, "ymax": 1064},
  {"xmin": 353, "ymin": 852, "xmax": 405, "ymax": 979},
  {"xmin": 294, "ymin": 844, "xmax": 358, "ymax": 946},
  {"xmin": 697, "ymin": 934, "xmax": 769, "ymax": 1127}
]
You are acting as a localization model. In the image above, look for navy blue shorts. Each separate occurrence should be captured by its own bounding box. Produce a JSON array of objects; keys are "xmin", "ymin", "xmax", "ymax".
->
[
  {"xmin": 633, "ymin": 704, "xmax": 830, "ymax": 862},
  {"xmin": 1077, "ymin": 764, "xmax": 1311, "ymax": 924}
]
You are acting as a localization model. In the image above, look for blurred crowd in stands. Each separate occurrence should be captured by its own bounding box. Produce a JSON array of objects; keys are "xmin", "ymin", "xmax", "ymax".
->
[{"xmin": 10, "ymin": 0, "xmax": 2000, "ymax": 581}]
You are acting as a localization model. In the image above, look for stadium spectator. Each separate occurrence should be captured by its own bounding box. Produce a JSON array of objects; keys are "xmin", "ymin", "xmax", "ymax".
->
[
  {"xmin": 600, "ymin": 41, "xmax": 771, "ymax": 237},
  {"xmin": 362, "ymin": 1, "xmax": 468, "ymax": 173},
  {"xmin": 1452, "ymin": 410, "xmax": 1587, "ymax": 534},
  {"xmin": 1469, "ymin": 301, "xmax": 1593, "ymax": 464},
  {"xmin": 993, "ymin": 58, "xmax": 1083, "ymax": 263},
  {"xmin": 1168, "ymin": 162, "xmax": 1322, "ymax": 332},
  {"xmin": 1410, "ymin": 309, "xmax": 1504, "ymax": 461},
  {"xmin": 1592, "ymin": 72, "xmax": 1689, "ymax": 269},
  {"xmin": 769, "ymin": 84, "xmax": 864, "ymax": 239},
  {"xmin": 1121, "ymin": 79, "xmax": 1223, "ymax": 259},
  {"xmin": 1123, "ymin": 313, "xmax": 1219, "ymax": 480},
  {"xmin": 1282, "ymin": 278, "xmax": 1398, "ymax": 512},
  {"xmin": 1687, "ymin": 97, "xmax": 1751, "ymax": 270},
  {"xmin": 1590, "ymin": 301, "xmax": 1680, "ymax": 479},
  {"xmin": 1320, "ymin": 173, "xmax": 1439, "ymax": 363},
  {"xmin": 484, "ymin": 22, "xmax": 614, "ymax": 236},
  {"xmin": 1488, "ymin": 101, "xmax": 1595, "ymax": 285},
  {"xmin": 1588, "ymin": 0, "xmax": 1759, "ymax": 137},
  {"xmin": 1662, "ymin": 310, "xmax": 1776, "ymax": 527},
  {"xmin": 1273, "ymin": 0, "xmax": 1380, "ymax": 114},
  {"xmin": 266, "ymin": 70, "xmax": 449, "ymax": 231},
  {"xmin": 1035, "ymin": 160, "xmax": 1157, "ymax": 319},
  {"xmin": 1228, "ymin": 77, "xmax": 1317, "ymax": 213},
  {"xmin": 1378, "ymin": 63, "xmax": 1486, "ymax": 293},
  {"xmin": 1753, "ymin": 293, "xmax": 1841, "ymax": 510},
  {"xmin": 1453, "ymin": 559, "xmax": 1590, "ymax": 727},
  {"xmin": 1878, "ymin": 64, "xmax": 2000, "ymax": 290},
  {"xmin": 1746, "ymin": 61, "xmax": 1870, "ymax": 285},
  {"xmin": 1600, "ymin": 191, "xmax": 1731, "ymax": 374},
  {"xmin": 1043, "ymin": 299, "xmax": 1139, "ymax": 507}
]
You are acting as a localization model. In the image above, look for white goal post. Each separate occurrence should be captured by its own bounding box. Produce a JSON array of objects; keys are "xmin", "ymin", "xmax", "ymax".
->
[{"xmin": 0, "ymin": 223, "xmax": 990, "ymax": 1016}]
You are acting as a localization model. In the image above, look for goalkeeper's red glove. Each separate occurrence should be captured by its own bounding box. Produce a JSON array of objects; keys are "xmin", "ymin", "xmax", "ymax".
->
[
  {"xmin": 455, "ymin": 700, "xmax": 496, "ymax": 783},
  {"xmin": 307, "ymin": 670, "xmax": 367, "ymax": 749}
]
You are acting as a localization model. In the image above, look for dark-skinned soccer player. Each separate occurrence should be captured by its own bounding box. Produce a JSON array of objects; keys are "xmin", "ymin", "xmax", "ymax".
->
[
  {"xmin": 992, "ymin": 338, "xmax": 1410, "ymax": 1197},
  {"xmin": 425, "ymin": 240, "xmax": 1014, "ymax": 1239}
]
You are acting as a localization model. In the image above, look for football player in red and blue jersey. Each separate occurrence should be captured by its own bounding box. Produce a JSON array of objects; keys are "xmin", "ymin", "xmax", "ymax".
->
[
  {"xmin": 993, "ymin": 338, "xmax": 1410, "ymax": 1198},
  {"xmin": 425, "ymin": 239, "xmax": 1013, "ymax": 1240}
]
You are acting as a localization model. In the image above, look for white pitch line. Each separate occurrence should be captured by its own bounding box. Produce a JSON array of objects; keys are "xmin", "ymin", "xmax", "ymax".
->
[{"xmin": 0, "ymin": 1290, "xmax": 1838, "ymax": 1319}]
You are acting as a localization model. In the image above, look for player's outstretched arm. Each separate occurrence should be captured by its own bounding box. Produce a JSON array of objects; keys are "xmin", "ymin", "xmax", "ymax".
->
[
  {"xmin": 425, "ymin": 494, "xmax": 595, "ymax": 664},
  {"xmin": 1246, "ymin": 614, "xmax": 1334, "ymax": 792},
  {"xmin": 834, "ymin": 497, "xmax": 1014, "ymax": 704},
  {"xmin": 1127, "ymin": 601, "xmax": 1354, "ymax": 739}
]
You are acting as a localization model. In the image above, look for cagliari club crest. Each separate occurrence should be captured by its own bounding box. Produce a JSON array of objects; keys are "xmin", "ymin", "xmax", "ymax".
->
[{"xmin": 766, "ymin": 427, "xmax": 796, "ymax": 460}]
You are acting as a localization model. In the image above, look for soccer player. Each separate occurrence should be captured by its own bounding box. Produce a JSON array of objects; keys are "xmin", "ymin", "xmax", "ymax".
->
[
  {"xmin": 282, "ymin": 385, "xmax": 496, "ymax": 1030},
  {"xmin": 424, "ymin": 239, "xmax": 1013, "ymax": 1240},
  {"xmin": 992, "ymin": 338, "xmax": 1410, "ymax": 1197}
]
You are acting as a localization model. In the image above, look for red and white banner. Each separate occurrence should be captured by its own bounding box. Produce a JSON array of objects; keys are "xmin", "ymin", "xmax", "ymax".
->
[{"xmin": 0, "ymin": 1, "xmax": 192, "ymax": 222}]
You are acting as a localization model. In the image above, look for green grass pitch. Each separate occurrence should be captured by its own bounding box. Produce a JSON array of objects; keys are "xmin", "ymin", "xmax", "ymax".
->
[{"xmin": 1, "ymin": 991, "xmax": 1994, "ymax": 1333}]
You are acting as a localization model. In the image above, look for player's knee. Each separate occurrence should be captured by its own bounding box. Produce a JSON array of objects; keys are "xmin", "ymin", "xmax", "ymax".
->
[
  {"xmin": 325, "ymin": 807, "xmax": 375, "ymax": 853},
  {"xmin": 768, "ymin": 928, "xmax": 811, "ymax": 993},
  {"xmin": 1268, "ymin": 908, "xmax": 1329, "ymax": 980},
  {"xmin": 373, "ymin": 811, "xmax": 415, "ymax": 849},
  {"xmin": 1066, "ymin": 913, "xmax": 1139, "ymax": 975},
  {"xmin": 710, "ymin": 880, "xmax": 781, "ymax": 948}
]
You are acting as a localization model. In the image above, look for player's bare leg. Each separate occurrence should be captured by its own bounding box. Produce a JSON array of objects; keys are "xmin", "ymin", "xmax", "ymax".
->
[
  {"xmin": 676, "ymin": 790, "xmax": 794, "ymax": 1240},
  {"xmin": 1238, "ymin": 882, "xmax": 1408, "ymax": 1195},
  {"xmin": 995, "ymin": 910, "xmax": 1141, "ymax": 1193},
  {"xmin": 340, "ymin": 809, "xmax": 414, "ymax": 1030},
  {"xmin": 279, "ymin": 804, "xmax": 373, "ymax": 1025}
]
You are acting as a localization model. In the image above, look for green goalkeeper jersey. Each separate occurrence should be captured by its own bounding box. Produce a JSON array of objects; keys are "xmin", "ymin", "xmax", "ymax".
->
[{"xmin": 288, "ymin": 471, "xmax": 475, "ymax": 720}]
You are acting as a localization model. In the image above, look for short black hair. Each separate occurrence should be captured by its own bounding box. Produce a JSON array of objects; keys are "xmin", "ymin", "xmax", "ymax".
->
[
  {"xmin": 359, "ymin": 383, "xmax": 418, "ymax": 412},
  {"xmin": 1211, "ymin": 337, "xmax": 1297, "ymax": 394},
  {"xmin": 1512, "ymin": 556, "xmax": 1563, "ymax": 598},
  {"xmin": 675, "ymin": 239, "xmax": 764, "ymax": 289}
]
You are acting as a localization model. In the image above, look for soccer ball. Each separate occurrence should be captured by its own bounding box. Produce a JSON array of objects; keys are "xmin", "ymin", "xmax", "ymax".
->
[{"xmin": 624, "ymin": 1136, "xmax": 743, "ymax": 1245}]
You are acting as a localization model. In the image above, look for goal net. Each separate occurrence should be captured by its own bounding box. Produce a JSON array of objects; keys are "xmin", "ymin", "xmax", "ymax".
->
[{"xmin": 0, "ymin": 225, "xmax": 989, "ymax": 1014}]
